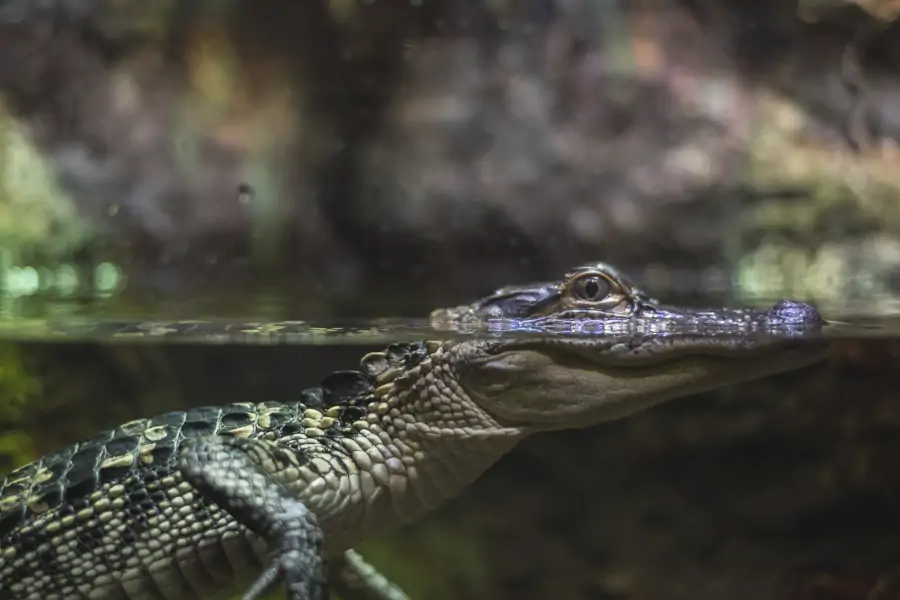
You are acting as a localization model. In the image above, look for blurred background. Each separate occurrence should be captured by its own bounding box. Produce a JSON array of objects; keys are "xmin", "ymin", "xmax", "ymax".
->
[
  {"xmin": 4, "ymin": 1, "xmax": 900, "ymax": 599},
  {"xmin": 1, "ymin": 0, "xmax": 899, "ymax": 318}
]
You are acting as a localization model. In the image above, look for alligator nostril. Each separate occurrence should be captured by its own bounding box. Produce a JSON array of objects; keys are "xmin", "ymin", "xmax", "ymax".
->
[{"xmin": 768, "ymin": 300, "xmax": 824, "ymax": 326}]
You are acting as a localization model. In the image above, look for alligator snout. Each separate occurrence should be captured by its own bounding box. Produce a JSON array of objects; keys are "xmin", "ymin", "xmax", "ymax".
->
[{"xmin": 765, "ymin": 300, "xmax": 824, "ymax": 327}]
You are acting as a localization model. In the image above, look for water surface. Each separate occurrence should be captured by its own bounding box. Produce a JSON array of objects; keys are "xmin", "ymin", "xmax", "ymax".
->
[{"xmin": 0, "ymin": 296, "xmax": 890, "ymax": 345}]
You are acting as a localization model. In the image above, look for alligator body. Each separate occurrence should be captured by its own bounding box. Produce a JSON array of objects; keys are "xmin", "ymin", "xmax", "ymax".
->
[{"xmin": 0, "ymin": 263, "xmax": 828, "ymax": 600}]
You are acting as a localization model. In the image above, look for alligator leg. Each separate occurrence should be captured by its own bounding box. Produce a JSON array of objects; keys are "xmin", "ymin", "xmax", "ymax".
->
[
  {"xmin": 329, "ymin": 549, "xmax": 411, "ymax": 600},
  {"xmin": 179, "ymin": 436, "xmax": 328, "ymax": 600}
]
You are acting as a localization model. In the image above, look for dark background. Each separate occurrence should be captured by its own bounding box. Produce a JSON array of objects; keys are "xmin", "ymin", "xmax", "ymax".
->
[
  {"xmin": 0, "ymin": 0, "xmax": 899, "ymax": 314},
  {"xmin": 4, "ymin": 1, "xmax": 900, "ymax": 599}
]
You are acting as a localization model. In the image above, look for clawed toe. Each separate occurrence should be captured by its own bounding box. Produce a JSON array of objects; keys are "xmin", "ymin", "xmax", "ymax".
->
[{"xmin": 243, "ymin": 552, "xmax": 328, "ymax": 600}]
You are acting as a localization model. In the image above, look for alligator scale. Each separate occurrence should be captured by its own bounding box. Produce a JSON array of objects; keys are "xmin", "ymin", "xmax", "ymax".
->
[{"xmin": 0, "ymin": 263, "xmax": 828, "ymax": 600}]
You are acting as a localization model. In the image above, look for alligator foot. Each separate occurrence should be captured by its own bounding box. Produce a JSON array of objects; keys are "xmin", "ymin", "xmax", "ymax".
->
[{"xmin": 180, "ymin": 436, "xmax": 328, "ymax": 600}]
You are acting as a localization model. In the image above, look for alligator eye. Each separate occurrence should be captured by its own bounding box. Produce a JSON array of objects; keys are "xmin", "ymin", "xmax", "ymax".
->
[{"xmin": 570, "ymin": 275, "xmax": 612, "ymax": 302}]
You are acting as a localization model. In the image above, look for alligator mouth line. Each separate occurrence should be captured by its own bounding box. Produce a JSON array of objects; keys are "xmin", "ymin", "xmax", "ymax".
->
[
  {"xmin": 554, "ymin": 340, "xmax": 829, "ymax": 389},
  {"xmin": 495, "ymin": 333, "xmax": 828, "ymax": 369}
]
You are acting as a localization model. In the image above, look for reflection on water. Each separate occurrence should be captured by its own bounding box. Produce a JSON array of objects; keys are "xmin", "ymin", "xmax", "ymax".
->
[{"xmin": 0, "ymin": 298, "xmax": 891, "ymax": 345}]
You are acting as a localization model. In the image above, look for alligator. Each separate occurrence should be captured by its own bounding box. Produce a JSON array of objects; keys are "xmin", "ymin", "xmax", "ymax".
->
[{"xmin": 0, "ymin": 262, "xmax": 829, "ymax": 600}]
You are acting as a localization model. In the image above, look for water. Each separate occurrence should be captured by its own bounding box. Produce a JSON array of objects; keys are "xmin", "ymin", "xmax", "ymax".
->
[
  {"xmin": 0, "ymin": 317, "xmax": 892, "ymax": 344},
  {"xmin": 0, "ymin": 293, "xmax": 897, "ymax": 600},
  {"xmin": 0, "ymin": 308, "xmax": 888, "ymax": 345},
  {"xmin": 0, "ymin": 295, "xmax": 894, "ymax": 345}
]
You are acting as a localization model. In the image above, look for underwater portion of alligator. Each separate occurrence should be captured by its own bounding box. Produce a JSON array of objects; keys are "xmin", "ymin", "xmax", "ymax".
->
[{"xmin": 0, "ymin": 263, "xmax": 829, "ymax": 600}]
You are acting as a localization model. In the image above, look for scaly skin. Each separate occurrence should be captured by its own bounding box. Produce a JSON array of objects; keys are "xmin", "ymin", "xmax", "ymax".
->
[{"xmin": 0, "ymin": 262, "xmax": 828, "ymax": 600}]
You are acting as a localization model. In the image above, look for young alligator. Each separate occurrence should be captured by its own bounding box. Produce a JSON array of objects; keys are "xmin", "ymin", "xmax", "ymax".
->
[{"xmin": 0, "ymin": 262, "xmax": 829, "ymax": 600}]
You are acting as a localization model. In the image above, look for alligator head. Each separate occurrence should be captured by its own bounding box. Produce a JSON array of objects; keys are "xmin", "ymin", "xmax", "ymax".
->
[{"xmin": 429, "ymin": 262, "xmax": 828, "ymax": 432}]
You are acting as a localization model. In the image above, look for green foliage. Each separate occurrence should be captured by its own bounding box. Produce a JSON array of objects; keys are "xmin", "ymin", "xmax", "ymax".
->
[
  {"xmin": 0, "ymin": 343, "xmax": 41, "ymax": 470},
  {"xmin": 0, "ymin": 104, "xmax": 91, "ymax": 261}
]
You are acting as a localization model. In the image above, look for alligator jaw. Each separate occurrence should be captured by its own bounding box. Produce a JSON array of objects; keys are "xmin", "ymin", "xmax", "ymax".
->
[{"xmin": 453, "ymin": 331, "xmax": 826, "ymax": 432}]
